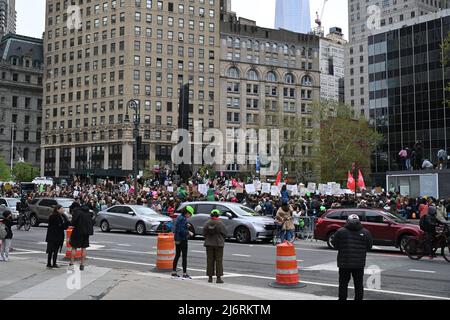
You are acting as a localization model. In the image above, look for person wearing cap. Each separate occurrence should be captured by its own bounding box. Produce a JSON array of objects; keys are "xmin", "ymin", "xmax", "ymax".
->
[
  {"xmin": 172, "ymin": 205, "xmax": 195, "ymax": 279},
  {"xmin": 331, "ymin": 214, "xmax": 373, "ymax": 300},
  {"xmin": 203, "ymin": 209, "xmax": 227, "ymax": 283}
]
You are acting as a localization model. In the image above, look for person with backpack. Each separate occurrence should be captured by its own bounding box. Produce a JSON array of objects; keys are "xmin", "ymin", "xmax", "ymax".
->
[
  {"xmin": 420, "ymin": 206, "xmax": 444, "ymax": 259},
  {"xmin": 203, "ymin": 209, "xmax": 227, "ymax": 284},
  {"xmin": 0, "ymin": 211, "xmax": 13, "ymax": 262},
  {"xmin": 331, "ymin": 214, "xmax": 373, "ymax": 300},
  {"xmin": 172, "ymin": 205, "xmax": 194, "ymax": 279}
]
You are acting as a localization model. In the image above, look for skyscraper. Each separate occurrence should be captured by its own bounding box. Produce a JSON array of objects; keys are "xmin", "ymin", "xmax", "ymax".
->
[
  {"xmin": 0, "ymin": 0, "xmax": 16, "ymax": 39},
  {"xmin": 275, "ymin": 0, "xmax": 311, "ymax": 34}
]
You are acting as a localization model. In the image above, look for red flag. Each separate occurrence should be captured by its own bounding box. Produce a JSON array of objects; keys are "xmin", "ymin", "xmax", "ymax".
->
[
  {"xmin": 358, "ymin": 170, "xmax": 366, "ymax": 190},
  {"xmin": 275, "ymin": 171, "xmax": 282, "ymax": 186},
  {"xmin": 347, "ymin": 171, "xmax": 356, "ymax": 191}
]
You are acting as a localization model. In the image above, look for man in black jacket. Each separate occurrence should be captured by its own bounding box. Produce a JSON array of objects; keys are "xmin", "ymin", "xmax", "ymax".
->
[
  {"xmin": 69, "ymin": 205, "xmax": 94, "ymax": 271},
  {"xmin": 331, "ymin": 214, "xmax": 373, "ymax": 300}
]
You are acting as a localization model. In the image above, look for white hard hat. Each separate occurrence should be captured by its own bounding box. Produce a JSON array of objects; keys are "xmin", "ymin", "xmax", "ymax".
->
[{"xmin": 347, "ymin": 214, "xmax": 360, "ymax": 222}]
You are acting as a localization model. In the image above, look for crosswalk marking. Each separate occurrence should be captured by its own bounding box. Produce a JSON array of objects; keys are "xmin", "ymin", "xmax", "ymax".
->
[
  {"xmin": 6, "ymin": 266, "xmax": 111, "ymax": 300},
  {"xmin": 408, "ymin": 269, "xmax": 436, "ymax": 274}
]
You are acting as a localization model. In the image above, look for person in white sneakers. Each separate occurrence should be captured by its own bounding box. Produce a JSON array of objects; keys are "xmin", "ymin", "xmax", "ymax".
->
[{"xmin": 0, "ymin": 211, "xmax": 13, "ymax": 262}]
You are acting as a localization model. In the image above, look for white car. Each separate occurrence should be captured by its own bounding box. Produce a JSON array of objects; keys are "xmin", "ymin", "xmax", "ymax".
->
[{"xmin": 0, "ymin": 198, "xmax": 20, "ymax": 220}]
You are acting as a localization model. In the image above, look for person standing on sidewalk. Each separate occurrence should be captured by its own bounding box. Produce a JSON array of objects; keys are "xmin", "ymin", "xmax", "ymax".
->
[
  {"xmin": 172, "ymin": 205, "xmax": 194, "ymax": 279},
  {"xmin": 69, "ymin": 204, "xmax": 94, "ymax": 271},
  {"xmin": 331, "ymin": 214, "xmax": 373, "ymax": 300},
  {"xmin": 203, "ymin": 209, "xmax": 227, "ymax": 284},
  {"xmin": 0, "ymin": 211, "xmax": 13, "ymax": 262},
  {"xmin": 45, "ymin": 205, "xmax": 69, "ymax": 269}
]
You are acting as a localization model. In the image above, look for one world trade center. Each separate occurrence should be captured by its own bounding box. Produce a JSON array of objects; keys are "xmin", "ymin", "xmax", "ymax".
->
[{"xmin": 275, "ymin": 0, "xmax": 311, "ymax": 34}]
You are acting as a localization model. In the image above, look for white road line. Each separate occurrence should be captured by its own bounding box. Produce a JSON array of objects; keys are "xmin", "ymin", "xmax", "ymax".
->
[
  {"xmin": 107, "ymin": 249, "xmax": 156, "ymax": 255},
  {"xmin": 297, "ymin": 260, "xmax": 304, "ymax": 262},
  {"xmin": 232, "ymin": 254, "xmax": 251, "ymax": 257},
  {"xmin": 191, "ymin": 250, "xmax": 205, "ymax": 254},
  {"xmin": 9, "ymin": 251, "xmax": 42, "ymax": 255},
  {"xmin": 117, "ymin": 244, "xmax": 132, "ymax": 247},
  {"xmin": 408, "ymin": 269, "xmax": 436, "ymax": 274},
  {"xmin": 13, "ymin": 248, "xmax": 449, "ymax": 300}
]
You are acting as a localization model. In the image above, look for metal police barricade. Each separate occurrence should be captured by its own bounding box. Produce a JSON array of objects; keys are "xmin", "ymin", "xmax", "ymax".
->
[{"xmin": 297, "ymin": 215, "xmax": 317, "ymax": 241}]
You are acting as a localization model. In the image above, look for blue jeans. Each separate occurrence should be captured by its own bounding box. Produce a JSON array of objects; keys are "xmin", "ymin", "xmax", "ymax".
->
[
  {"xmin": 405, "ymin": 159, "xmax": 411, "ymax": 170},
  {"xmin": 282, "ymin": 230, "xmax": 294, "ymax": 242}
]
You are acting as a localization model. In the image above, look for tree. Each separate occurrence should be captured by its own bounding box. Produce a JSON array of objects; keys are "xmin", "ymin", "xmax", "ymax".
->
[
  {"xmin": 316, "ymin": 103, "xmax": 382, "ymax": 184},
  {"xmin": 0, "ymin": 156, "xmax": 11, "ymax": 181},
  {"xmin": 12, "ymin": 162, "xmax": 39, "ymax": 183}
]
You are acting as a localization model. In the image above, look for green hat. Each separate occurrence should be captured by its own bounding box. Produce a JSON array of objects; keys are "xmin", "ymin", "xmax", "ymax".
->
[
  {"xmin": 306, "ymin": 192, "xmax": 311, "ymax": 197},
  {"xmin": 185, "ymin": 205, "xmax": 195, "ymax": 215},
  {"xmin": 320, "ymin": 206, "xmax": 326, "ymax": 211},
  {"xmin": 210, "ymin": 209, "xmax": 221, "ymax": 217}
]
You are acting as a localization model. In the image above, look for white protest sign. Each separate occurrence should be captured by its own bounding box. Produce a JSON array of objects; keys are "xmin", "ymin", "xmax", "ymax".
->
[
  {"xmin": 167, "ymin": 186, "xmax": 174, "ymax": 193},
  {"xmin": 245, "ymin": 184, "xmax": 256, "ymax": 194},
  {"xmin": 198, "ymin": 184, "xmax": 208, "ymax": 195},
  {"xmin": 307, "ymin": 183, "xmax": 316, "ymax": 193},
  {"xmin": 271, "ymin": 185, "xmax": 280, "ymax": 196},
  {"xmin": 254, "ymin": 180, "xmax": 262, "ymax": 191},
  {"xmin": 261, "ymin": 183, "xmax": 271, "ymax": 194}
]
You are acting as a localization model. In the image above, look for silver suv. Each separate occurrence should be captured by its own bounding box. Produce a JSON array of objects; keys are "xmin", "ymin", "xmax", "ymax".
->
[
  {"xmin": 29, "ymin": 198, "xmax": 74, "ymax": 226},
  {"xmin": 176, "ymin": 202, "xmax": 276, "ymax": 243}
]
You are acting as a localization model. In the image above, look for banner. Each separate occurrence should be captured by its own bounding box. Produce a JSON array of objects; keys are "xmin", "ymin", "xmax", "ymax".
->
[
  {"xmin": 245, "ymin": 184, "xmax": 256, "ymax": 194},
  {"xmin": 307, "ymin": 183, "xmax": 316, "ymax": 193},
  {"xmin": 198, "ymin": 184, "xmax": 208, "ymax": 195},
  {"xmin": 271, "ymin": 185, "xmax": 280, "ymax": 196},
  {"xmin": 261, "ymin": 183, "xmax": 271, "ymax": 194}
]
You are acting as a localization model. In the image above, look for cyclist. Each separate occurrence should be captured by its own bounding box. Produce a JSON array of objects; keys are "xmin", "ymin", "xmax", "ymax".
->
[
  {"xmin": 16, "ymin": 196, "xmax": 30, "ymax": 229},
  {"xmin": 420, "ymin": 206, "xmax": 445, "ymax": 259},
  {"xmin": 275, "ymin": 201, "xmax": 295, "ymax": 242}
]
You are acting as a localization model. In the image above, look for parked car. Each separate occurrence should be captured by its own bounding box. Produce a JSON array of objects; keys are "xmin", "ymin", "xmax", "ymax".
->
[
  {"xmin": 314, "ymin": 208, "xmax": 422, "ymax": 253},
  {"xmin": 28, "ymin": 197, "xmax": 74, "ymax": 226},
  {"xmin": 176, "ymin": 202, "xmax": 276, "ymax": 243},
  {"xmin": 96, "ymin": 205, "xmax": 172, "ymax": 235},
  {"xmin": 0, "ymin": 198, "xmax": 20, "ymax": 220}
]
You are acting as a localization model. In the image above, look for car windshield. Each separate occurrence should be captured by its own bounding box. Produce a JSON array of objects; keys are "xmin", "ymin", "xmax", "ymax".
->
[
  {"xmin": 382, "ymin": 211, "xmax": 408, "ymax": 223},
  {"xmin": 57, "ymin": 199, "xmax": 74, "ymax": 208},
  {"xmin": 237, "ymin": 206, "xmax": 259, "ymax": 216},
  {"xmin": 134, "ymin": 206, "xmax": 159, "ymax": 216}
]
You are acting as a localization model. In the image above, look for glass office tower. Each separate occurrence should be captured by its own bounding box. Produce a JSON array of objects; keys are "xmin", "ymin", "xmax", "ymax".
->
[
  {"xmin": 275, "ymin": 0, "xmax": 311, "ymax": 34},
  {"xmin": 369, "ymin": 13, "xmax": 450, "ymax": 185}
]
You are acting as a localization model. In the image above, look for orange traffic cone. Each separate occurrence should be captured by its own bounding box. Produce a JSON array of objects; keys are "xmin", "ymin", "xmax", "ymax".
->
[
  {"xmin": 269, "ymin": 241, "xmax": 306, "ymax": 288},
  {"xmin": 65, "ymin": 227, "xmax": 82, "ymax": 259}
]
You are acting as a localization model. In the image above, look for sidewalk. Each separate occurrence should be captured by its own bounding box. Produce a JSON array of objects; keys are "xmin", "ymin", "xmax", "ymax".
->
[{"xmin": 0, "ymin": 256, "xmax": 333, "ymax": 300}]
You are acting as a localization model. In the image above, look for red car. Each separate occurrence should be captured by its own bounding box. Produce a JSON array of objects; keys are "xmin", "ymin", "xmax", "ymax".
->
[{"xmin": 314, "ymin": 208, "xmax": 422, "ymax": 253}]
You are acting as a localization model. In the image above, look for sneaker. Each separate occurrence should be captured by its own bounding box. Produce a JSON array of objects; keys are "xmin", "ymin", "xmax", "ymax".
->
[
  {"xmin": 171, "ymin": 272, "xmax": 181, "ymax": 279},
  {"xmin": 47, "ymin": 264, "xmax": 53, "ymax": 269},
  {"xmin": 3, "ymin": 257, "xmax": 9, "ymax": 262},
  {"xmin": 208, "ymin": 276, "xmax": 213, "ymax": 283},
  {"xmin": 52, "ymin": 264, "xmax": 60, "ymax": 269},
  {"xmin": 182, "ymin": 274, "xmax": 192, "ymax": 280},
  {"xmin": 216, "ymin": 277, "xmax": 224, "ymax": 284},
  {"xmin": 80, "ymin": 265, "xmax": 85, "ymax": 271}
]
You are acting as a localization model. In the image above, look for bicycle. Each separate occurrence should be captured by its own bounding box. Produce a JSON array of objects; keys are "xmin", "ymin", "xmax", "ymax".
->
[
  {"xmin": 404, "ymin": 223, "xmax": 450, "ymax": 262},
  {"xmin": 272, "ymin": 222, "xmax": 295, "ymax": 246},
  {"xmin": 16, "ymin": 210, "xmax": 31, "ymax": 231}
]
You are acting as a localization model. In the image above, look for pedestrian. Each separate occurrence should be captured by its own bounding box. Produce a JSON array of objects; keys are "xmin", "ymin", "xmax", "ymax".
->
[
  {"xmin": 45, "ymin": 205, "xmax": 69, "ymax": 268},
  {"xmin": 172, "ymin": 205, "xmax": 194, "ymax": 279},
  {"xmin": 422, "ymin": 159, "xmax": 434, "ymax": 170},
  {"xmin": 414, "ymin": 141, "xmax": 424, "ymax": 170},
  {"xmin": 68, "ymin": 204, "xmax": 94, "ymax": 271},
  {"xmin": 275, "ymin": 201, "xmax": 295, "ymax": 242},
  {"xmin": 331, "ymin": 214, "xmax": 373, "ymax": 300},
  {"xmin": 405, "ymin": 147, "xmax": 412, "ymax": 171},
  {"xmin": 0, "ymin": 211, "xmax": 13, "ymax": 262},
  {"xmin": 418, "ymin": 198, "xmax": 429, "ymax": 218},
  {"xmin": 280, "ymin": 185, "xmax": 289, "ymax": 204},
  {"xmin": 436, "ymin": 200, "xmax": 446, "ymax": 222},
  {"xmin": 203, "ymin": 209, "xmax": 227, "ymax": 284},
  {"xmin": 398, "ymin": 147, "xmax": 407, "ymax": 170},
  {"xmin": 437, "ymin": 149, "xmax": 447, "ymax": 170},
  {"xmin": 207, "ymin": 184, "xmax": 215, "ymax": 201}
]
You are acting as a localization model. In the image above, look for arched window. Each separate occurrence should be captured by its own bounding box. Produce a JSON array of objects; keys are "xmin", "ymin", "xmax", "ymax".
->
[
  {"xmin": 266, "ymin": 71, "xmax": 277, "ymax": 82},
  {"xmin": 284, "ymin": 73, "xmax": 295, "ymax": 84},
  {"xmin": 227, "ymin": 36, "xmax": 233, "ymax": 47},
  {"xmin": 290, "ymin": 46, "xmax": 296, "ymax": 55},
  {"xmin": 253, "ymin": 40, "xmax": 260, "ymax": 51},
  {"xmin": 301, "ymin": 75, "xmax": 313, "ymax": 86},
  {"xmin": 23, "ymin": 148, "xmax": 29, "ymax": 161},
  {"xmin": 234, "ymin": 38, "xmax": 240, "ymax": 49},
  {"xmin": 247, "ymin": 69, "xmax": 259, "ymax": 81},
  {"xmin": 227, "ymin": 67, "xmax": 240, "ymax": 78},
  {"xmin": 283, "ymin": 44, "xmax": 289, "ymax": 54},
  {"xmin": 246, "ymin": 39, "xmax": 252, "ymax": 49}
]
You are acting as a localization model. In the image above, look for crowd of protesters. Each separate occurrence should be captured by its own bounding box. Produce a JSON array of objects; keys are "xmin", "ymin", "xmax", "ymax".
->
[
  {"xmin": 398, "ymin": 141, "xmax": 448, "ymax": 171},
  {"xmin": 1, "ymin": 170, "xmax": 449, "ymax": 223}
]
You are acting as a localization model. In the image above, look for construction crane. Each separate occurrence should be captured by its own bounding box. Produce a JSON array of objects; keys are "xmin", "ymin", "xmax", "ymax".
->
[{"xmin": 314, "ymin": 0, "xmax": 328, "ymax": 35}]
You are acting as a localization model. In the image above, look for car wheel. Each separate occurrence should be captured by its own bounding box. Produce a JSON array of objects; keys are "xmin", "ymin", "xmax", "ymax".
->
[
  {"xmin": 235, "ymin": 226, "xmax": 251, "ymax": 244},
  {"xmin": 399, "ymin": 235, "xmax": 410, "ymax": 254},
  {"xmin": 100, "ymin": 220, "xmax": 110, "ymax": 232},
  {"xmin": 136, "ymin": 222, "xmax": 146, "ymax": 235},
  {"xmin": 30, "ymin": 213, "xmax": 39, "ymax": 227},
  {"xmin": 326, "ymin": 231, "xmax": 336, "ymax": 249}
]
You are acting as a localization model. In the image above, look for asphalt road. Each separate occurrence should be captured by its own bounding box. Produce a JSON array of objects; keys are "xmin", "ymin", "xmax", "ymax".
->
[{"xmin": 9, "ymin": 226, "xmax": 450, "ymax": 300}]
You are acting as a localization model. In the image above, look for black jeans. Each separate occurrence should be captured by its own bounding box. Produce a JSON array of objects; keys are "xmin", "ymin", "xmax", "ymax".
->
[
  {"xmin": 424, "ymin": 231, "xmax": 435, "ymax": 256},
  {"xmin": 338, "ymin": 268, "xmax": 364, "ymax": 300},
  {"xmin": 173, "ymin": 240, "xmax": 188, "ymax": 273}
]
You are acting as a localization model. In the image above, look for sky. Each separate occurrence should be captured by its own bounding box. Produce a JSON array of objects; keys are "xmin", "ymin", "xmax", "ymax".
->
[{"xmin": 15, "ymin": 0, "xmax": 349, "ymax": 40}]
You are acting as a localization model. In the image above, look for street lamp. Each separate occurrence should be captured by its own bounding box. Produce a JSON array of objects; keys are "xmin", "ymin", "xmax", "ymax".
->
[
  {"xmin": 126, "ymin": 99, "xmax": 141, "ymax": 197},
  {"xmin": 10, "ymin": 123, "xmax": 15, "ymax": 171}
]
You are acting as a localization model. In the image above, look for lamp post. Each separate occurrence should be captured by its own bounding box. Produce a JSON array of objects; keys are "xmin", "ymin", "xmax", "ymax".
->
[
  {"xmin": 126, "ymin": 99, "xmax": 141, "ymax": 197},
  {"xmin": 10, "ymin": 123, "xmax": 15, "ymax": 171}
]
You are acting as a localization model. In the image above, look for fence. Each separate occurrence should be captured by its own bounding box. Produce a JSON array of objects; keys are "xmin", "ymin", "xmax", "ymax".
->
[{"xmin": 296, "ymin": 216, "xmax": 317, "ymax": 241}]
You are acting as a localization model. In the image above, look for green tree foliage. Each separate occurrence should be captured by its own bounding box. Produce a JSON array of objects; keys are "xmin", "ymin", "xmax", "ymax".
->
[
  {"xmin": 316, "ymin": 103, "xmax": 382, "ymax": 184},
  {"xmin": 12, "ymin": 162, "xmax": 39, "ymax": 183},
  {"xmin": 0, "ymin": 156, "xmax": 11, "ymax": 181}
]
